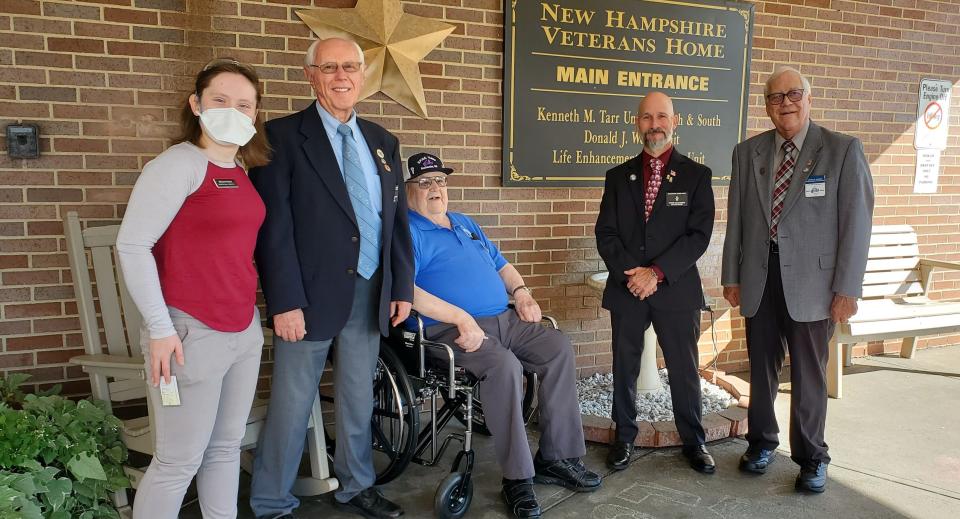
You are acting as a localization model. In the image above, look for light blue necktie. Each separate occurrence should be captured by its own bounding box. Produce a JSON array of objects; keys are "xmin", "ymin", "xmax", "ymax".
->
[{"xmin": 337, "ymin": 124, "xmax": 381, "ymax": 279}]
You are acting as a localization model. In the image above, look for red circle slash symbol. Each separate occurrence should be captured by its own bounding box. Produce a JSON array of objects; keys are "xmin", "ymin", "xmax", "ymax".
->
[{"xmin": 924, "ymin": 101, "xmax": 943, "ymax": 130}]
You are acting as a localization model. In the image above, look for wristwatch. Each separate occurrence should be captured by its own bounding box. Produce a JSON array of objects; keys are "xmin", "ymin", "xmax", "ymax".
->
[{"xmin": 512, "ymin": 285, "xmax": 531, "ymax": 296}]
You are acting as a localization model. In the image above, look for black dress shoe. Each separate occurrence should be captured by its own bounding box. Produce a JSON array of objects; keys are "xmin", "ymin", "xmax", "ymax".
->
[
  {"xmin": 502, "ymin": 478, "xmax": 541, "ymax": 518},
  {"xmin": 795, "ymin": 461, "xmax": 828, "ymax": 493},
  {"xmin": 681, "ymin": 444, "xmax": 716, "ymax": 474},
  {"xmin": 334, "ymin": 487, "xmax": 404, "ymax": 518},
  {"xmin": 532, "ymin": 452, "xmax": 602, "ymax": 492},
  {"xmin": 739, "ymin": 445, "xmax": 776, "ymax": 474},
  {"xmin": 606, "ymin": 441, "xmax": 634, "ymax": 471}
]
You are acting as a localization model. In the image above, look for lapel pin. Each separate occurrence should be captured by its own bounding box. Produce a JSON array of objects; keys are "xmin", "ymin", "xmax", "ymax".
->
[
  {"xmin": 376, "ymin": 149, "xmax": 385, "ymax": 159},
  {"xmin": 384, "ymin": 164, "xmax": 392, "ymax": 172},
  {"xmin": 629, "ymin": 173, "xmax": 637, "ymax": 181}
]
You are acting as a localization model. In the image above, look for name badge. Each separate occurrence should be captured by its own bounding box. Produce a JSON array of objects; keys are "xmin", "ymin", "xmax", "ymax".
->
[
  {"xmin": 804, "ymin": 175, "xmax": 826, "ymax": 197},
  {"xmin": 159, "ymin": 376, "xmax": 181, "ymax": 406},
  {"xmin": 213, "ymin": 178, "xmax": 238, "ymax": 189},
  {"xmin": 665, "ymin": 192, "xmax": 688, "ymax": 207}
]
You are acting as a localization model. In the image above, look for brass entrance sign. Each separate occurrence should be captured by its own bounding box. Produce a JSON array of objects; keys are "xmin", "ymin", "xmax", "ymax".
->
[{"xmin": 503, "ymin": 0, "xmax": 754, "ymax": 186}]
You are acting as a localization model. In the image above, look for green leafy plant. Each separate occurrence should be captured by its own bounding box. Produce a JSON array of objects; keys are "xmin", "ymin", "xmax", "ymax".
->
[
  {"xmin": 0, "ymin": 373, "xmax": 61, "ymax": 411},
  {"xmin": 0, "ymin": 375, "xmax": 129, "ymax": 518},
  {"xmin": 0, "ymin": 373, "xmax": 30, "ymax": 410}
]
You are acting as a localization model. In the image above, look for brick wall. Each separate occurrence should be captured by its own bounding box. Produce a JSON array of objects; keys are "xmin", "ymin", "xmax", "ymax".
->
[{"xmin": 1, "ymin": 0, "xmax": 958, "ymax": 397}]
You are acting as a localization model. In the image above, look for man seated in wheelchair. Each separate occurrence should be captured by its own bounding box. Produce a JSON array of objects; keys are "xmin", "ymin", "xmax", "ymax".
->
[{"xmin": 403, "ymin": 152, "xmax": 602, "ymax": 519}]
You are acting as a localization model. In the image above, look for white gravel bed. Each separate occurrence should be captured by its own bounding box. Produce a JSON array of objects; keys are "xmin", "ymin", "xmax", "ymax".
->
[{"xmin": 577, "ymin": 370, "xmax": 738, "ymax": 422}]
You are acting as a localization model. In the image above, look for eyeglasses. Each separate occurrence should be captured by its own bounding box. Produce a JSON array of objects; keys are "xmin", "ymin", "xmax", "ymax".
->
[
  {"xmin": 766, "ymin": 89, "xmax": 805, "ymax": 105},
  {"xmin": 309, "ymin": 61, "xmax": 363, "ymax": 74},
  {"xmin": 407, "ymin": 176, "xmax": 447, "ymax": 189}
]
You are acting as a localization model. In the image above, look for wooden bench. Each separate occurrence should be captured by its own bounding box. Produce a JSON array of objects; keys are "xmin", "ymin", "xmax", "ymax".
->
[
  {"xmin": 827, "ymin": 225, "xmax": 960, "ymax": 398},
  {"xmin": 64, "ymin": 212, "xmax": 337, "ymax": 513}
]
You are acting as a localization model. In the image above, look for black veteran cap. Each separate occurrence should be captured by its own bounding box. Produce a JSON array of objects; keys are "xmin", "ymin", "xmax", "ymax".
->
[{"xmin": 407, "ymin": 152, "xmax": 454, "ymax": 180}]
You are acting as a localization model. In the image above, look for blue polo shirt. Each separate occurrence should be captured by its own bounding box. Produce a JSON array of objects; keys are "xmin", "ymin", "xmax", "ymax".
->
[{"xmin": 408, "ymin": 210, "xmax": 509, "ymax": 327}]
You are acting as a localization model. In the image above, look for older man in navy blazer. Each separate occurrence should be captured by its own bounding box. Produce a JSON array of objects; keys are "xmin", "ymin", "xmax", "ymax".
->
[
  {"xmin": 249, "ymin": 37, "xmax": 413, "ymax": 519},
  {"xmin": 722, "ymin": 66, "xmax": 874, "ymax": 494}
]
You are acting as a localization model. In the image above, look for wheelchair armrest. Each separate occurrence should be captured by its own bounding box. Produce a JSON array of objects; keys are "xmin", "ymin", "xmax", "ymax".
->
[
  {"xmin": 419, "ymin": 339, "xmax": 458, "ymax": 400},
  {"xmin": 406, "ymin": 308, "xmax": 555, "ymax": 399},
  {"xmin": 506, "ymin": 303, "xmax": 559, "ymax": 330},
  {"xmin": 541, "ymin": 315, "xmax": 558, "ymax": 329}
]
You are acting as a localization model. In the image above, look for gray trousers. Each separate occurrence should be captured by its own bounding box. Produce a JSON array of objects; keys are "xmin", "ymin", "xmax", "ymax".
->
[
  {"xmin": 427, "ymin": 309, "xmax": 585, "ymax": 480},
  {"xmin": 133, "ymin": 307, "xmax": 263, "ymax": 519},
  {"xmin": 250, "ymin": 274, "xmax": 381, "ymax": 518}
]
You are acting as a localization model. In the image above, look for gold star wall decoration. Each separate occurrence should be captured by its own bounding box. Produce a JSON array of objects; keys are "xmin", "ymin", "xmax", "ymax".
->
[{"xmin": 298, "ymin": 0, "xmax": 455, "ymax": 118}]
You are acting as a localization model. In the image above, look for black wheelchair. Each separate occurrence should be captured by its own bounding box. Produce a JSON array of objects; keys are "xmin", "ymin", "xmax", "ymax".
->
[{"xmin": 320, "ymin": 310, "xmax": 556, "ymax": 518}]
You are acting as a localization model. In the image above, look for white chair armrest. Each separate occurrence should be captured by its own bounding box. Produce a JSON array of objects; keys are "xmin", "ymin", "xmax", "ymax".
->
[
  {"xmin": 919, "ymin": 258, "xmax": 960, "ymax": 271},
  {"xmin": 71, "ymin": 354, "xmax": 145, "ymax": 380}
]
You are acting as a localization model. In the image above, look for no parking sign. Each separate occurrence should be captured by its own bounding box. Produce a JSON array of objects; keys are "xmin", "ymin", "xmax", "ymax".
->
[
  {"xmin": 913, "ymin": 79, "xmax": 953, "ymax": 193},
  {"xmin": 914, "ymin": 78, "xmax": 952, "ymax": 150}
]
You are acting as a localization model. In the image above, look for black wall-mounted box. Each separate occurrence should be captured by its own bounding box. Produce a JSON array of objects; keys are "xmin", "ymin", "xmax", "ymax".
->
[{"xmin": 6, "ymin": 124, "xmax": 40, "ymax": 159}]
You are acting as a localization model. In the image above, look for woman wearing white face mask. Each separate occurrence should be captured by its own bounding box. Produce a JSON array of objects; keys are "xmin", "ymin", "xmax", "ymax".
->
[{"xmin": 116, "ymin": 59, "xmax": 270, "ymax": 519}]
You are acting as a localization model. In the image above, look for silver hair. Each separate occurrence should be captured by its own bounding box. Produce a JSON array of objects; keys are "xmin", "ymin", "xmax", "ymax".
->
[
  {"xmin": 764, "ymin": 66, "xmax": 811, "ymax": 96},
  {"xmin": 304, "ymin": 37, "xmax": 365, "ymax": 68}
]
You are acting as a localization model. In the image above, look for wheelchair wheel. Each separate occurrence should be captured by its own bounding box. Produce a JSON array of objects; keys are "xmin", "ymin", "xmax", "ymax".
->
[
  {"xmin": 434, "ymin": 472, "xmax": 473, "ymax": 519},
  {"xmin": 450, "ymin": 371, "xmax": 537, "ymax": 436},
  {"xmin": 320, "ymin": 342, "xmax": 419, "ymax": 485},
  {"xmin": 370, "ymin": 343, "xmax": 420, "ymax": 484}
]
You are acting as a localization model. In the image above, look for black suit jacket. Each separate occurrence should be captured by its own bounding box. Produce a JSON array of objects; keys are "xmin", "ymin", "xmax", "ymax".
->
[
  {"xmin": 251, "ymin": 104, "xmax": 414, "ymax": 340},
  {"xmin": 595, "ymin": 149, "xmax": 715, "ymax": 313}
]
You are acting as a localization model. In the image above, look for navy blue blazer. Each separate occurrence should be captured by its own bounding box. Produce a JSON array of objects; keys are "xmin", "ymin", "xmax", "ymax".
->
[
  {"xmin": 595, "ymin": 149, "xmax": 715, "ymax": 313},
  {"xmin": 251, "ymin": 104, "xmax": 414, "ymax": 340}
]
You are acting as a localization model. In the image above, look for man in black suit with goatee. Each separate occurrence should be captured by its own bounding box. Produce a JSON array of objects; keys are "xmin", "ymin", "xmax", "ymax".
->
[{"xmin": 595, "ymin": 91, "xmax": 716, "ymax": 474}]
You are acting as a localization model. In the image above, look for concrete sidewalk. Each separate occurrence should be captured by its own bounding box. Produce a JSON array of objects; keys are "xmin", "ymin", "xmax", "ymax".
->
[{"xmin": 182, "ymin": 345, "xmax": 960, "ymax": 518}]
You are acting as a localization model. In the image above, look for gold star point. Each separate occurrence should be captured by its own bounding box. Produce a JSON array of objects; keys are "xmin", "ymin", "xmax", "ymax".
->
[{"xmin": 297, "ymin": 0, "xmax": 455, "ymax": 118}]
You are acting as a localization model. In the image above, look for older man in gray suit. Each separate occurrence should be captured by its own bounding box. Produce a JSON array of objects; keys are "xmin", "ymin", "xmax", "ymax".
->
[{"xmin": 721, "ymin": 66, "xmax": 874, "ymax": 494}]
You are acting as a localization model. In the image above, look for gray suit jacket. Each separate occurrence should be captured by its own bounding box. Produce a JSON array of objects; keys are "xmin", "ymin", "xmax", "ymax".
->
[{"xmin": 721, "ymin": 121, "xmax": 875, "ymax": 322}]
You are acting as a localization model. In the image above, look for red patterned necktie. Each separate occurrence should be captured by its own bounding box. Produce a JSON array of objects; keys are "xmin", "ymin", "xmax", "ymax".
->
[
  {"xmin": 770, "ymin": 140, "xmax": 796, "ymax": 240},
  {"xmin": 644, "ymin": 157, "xmax": 663, "ymax": 221}
]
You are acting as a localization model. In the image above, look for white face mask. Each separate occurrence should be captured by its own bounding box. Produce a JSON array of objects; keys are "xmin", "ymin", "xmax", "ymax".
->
[{"xmin": 198, "ymin": 106, "xmax": 256, "ymax": 147}]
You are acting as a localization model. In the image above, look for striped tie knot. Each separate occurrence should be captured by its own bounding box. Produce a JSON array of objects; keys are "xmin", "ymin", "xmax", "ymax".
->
[{"xmin": 782, "ymin": 139, "xmax": 796, "ymax": 156}]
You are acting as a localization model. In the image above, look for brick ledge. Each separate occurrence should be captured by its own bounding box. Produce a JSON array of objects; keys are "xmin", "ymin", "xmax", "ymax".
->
[{"xmin": 581, "ymin": 370, "xmax": 749, "ymax": 447}]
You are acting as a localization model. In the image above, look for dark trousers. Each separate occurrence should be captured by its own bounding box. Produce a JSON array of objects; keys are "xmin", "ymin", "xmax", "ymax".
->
[
  {"xmin": 611, "ymin": 303, "xmax": 705, "ymax": 446},
  {"xmin": 745, "ymin": 248, "xmax": 834, "ymax": 465}
]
